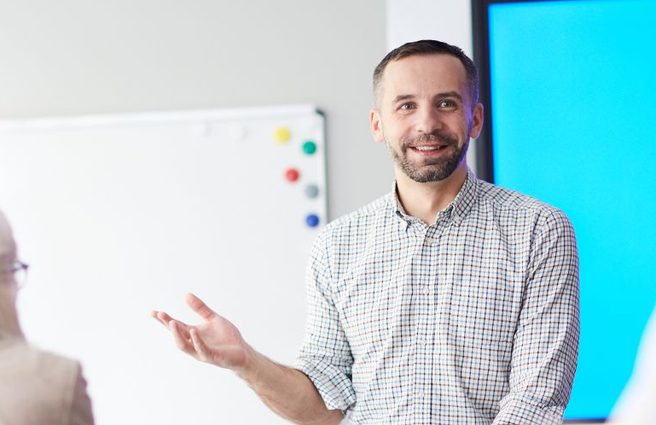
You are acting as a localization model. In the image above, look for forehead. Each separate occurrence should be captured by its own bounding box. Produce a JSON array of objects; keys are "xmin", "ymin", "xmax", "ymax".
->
[{"xmin": 380, "ymin": 54, "xmax": 468, "ymax": 101}]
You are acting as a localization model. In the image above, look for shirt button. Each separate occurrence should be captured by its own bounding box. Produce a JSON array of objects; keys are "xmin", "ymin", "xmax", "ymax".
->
[
  {"xmin": 425, "ymin": 237, "xmax": 435, "ymax": 245},
  {"xmin": 422, "ymin": 286, "xmax": 430, "ymax": 295}
]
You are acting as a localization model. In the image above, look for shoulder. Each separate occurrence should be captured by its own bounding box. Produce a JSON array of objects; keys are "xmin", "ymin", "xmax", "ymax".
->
[
  {"xmin": 6, "ymin": 342, "xmax": 81, "ymax": 397},
  {"xmin": 319, "ymin": 193, "xmax": 393, "ymax": 240},
  {"xmin": 0, "ymin": 341, "xmax": 90, "ymax": 424},
  {"xmin": 476, "ymin": 178, "xmax": 557, "ymax": 214},
  {"xmin": 0, "ymin": 339, "xmax": 77, "ymax": 370},
  {"xmin": 328, "ymin": 193, "xmax": 392, "ymax": 231},
  {"xmin": 474, "ymin": 178, "xmax": 574, "ymax": 230},
  {"xmin": 22, "ymin": 343, "xmax": 80, "ymax": 377}
]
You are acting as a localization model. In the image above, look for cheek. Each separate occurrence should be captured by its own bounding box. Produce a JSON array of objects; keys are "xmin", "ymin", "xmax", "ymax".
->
[
  {"xmin": 385, "ymin": 118, "xmax": 413, "ymax": 141},
  {"xmin": 446, "ymin": 115, "xmax": 472, "ymax": 138},
  {"xmin": 5, "ymin": 282, "xmax": 18, "ymax": 304}
]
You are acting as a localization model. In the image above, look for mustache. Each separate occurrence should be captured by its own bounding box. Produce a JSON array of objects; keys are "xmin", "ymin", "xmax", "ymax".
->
[{"xmin": 404, "ymin": 132, "xmax": 458, "ymax": 147}]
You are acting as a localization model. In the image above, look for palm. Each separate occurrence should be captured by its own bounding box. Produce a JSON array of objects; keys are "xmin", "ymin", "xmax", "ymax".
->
[
  {"xmin": 194, "ymin": 312, "xmax": 247, "ymax": 368},
  {"xmin": 152, "ymin": 293, "xmax": 249, "ymax": 370}
]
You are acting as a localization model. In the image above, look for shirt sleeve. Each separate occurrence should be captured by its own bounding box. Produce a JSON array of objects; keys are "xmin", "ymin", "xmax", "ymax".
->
[
  {"xmin": 493, "ymin": 209, "xmax": 580, "ymax": 425},
  {"xmin": 295, "ymin": 229, "xmax": 356, "ymax": 412}
]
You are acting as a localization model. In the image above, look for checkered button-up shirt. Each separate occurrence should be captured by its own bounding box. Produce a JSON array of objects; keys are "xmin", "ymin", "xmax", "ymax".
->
[{"xmin": 296, "ymin": 170, "xmax": 580, "ymax": 425}]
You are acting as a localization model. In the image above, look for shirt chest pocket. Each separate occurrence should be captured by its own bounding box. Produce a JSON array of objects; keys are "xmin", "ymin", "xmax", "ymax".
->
[
  {"xmin": 335, "ymin": 266, "xmax": 409, "ymax": 358},
  {"xmin": 447, "ymin": 276, "xmax": 523, "ymax": 368}
]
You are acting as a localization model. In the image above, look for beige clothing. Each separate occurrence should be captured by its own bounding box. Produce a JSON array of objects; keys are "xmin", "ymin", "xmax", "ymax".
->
[{"xmin": 0, "ymin": 334, "xmax": 94, "ymax": 425}]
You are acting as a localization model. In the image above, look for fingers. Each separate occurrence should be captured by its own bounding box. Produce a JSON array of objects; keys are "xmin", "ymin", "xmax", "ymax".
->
[
  {"xmin": 152, "ymin": 295, "xmax": 219, "ymax": 362},
  {"xmin": 189, "ymin": 328, "xmax": 211, "ymax": 362},
  {"xmin": 150, "ymin": 310, "xmax": 172, "ymax": 327},
  {"xmin": 151, "ymin": 310, "xmax": 192, "ymax": 330},
  {"xmin": 170, "ymin": 321, "xmax": 196, "ymax": 357},
  {"xmin": 185, "ymin": 293, "xmax": 217, "ymax": 321}
]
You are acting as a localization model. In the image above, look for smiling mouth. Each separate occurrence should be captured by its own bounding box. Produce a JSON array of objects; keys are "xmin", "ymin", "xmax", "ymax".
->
[{"xmin": 410, "ymin": 144, "xmax": 448, "ymax": 152}]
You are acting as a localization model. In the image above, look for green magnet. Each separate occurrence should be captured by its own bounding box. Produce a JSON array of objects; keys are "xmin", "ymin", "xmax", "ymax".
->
[{"xmin": 302, "ymin": 140, "xmax": 317, "ymax": 155}]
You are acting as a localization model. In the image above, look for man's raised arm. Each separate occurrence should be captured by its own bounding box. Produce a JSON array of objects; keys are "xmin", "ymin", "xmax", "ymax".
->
[{"xmin": 151, "ymin": 293, "xmax": 343, "ymax": 425}]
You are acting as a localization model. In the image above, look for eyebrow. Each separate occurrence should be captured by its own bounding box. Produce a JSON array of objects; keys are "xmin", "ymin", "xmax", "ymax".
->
[
  {"xmin": 392, "ymin": 94, "xmax": 415, "ymax": 104},
  {"xmin": 392, "ymin": 91, "xmax": 463, "ymax": 104},
  {"xmin": 436, "ymin": 91, "xmax": 463, "ymax": 102}
]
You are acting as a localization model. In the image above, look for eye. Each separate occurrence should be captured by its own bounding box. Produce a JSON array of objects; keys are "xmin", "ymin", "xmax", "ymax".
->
[
  {"xmin": 398, "ymin": 102, "xmax": 416, "ymax": 111},
  {"xmin": 437, "ymin": 99, "xmax": 457, "ymax": 109}
]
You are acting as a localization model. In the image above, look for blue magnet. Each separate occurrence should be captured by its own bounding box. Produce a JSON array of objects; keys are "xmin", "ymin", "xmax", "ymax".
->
[{"xmin": 305, "ymin": 213, "xmax": 320, "ymax": 228}]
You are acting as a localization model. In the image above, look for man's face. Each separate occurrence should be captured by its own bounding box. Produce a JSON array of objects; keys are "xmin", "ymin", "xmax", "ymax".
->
[{"xmin": 370, "ymin": 54, "xmax": 483, "ymax": 183}]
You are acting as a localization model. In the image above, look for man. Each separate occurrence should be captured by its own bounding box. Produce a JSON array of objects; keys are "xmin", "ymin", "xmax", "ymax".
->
[{"xmin": 152, "ymin": 40, "xmax": 579, "ymax": 424}]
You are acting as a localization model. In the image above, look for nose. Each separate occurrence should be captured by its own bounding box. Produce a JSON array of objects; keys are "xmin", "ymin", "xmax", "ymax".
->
[{"xmin": 415, "ymin": 106, "xmax": 443, "ymax": 135}]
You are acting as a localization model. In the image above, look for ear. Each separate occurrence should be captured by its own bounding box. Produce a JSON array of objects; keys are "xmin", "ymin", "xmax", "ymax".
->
[
  {"xmin": 469, "ymin": 103, "xmax": 484, "ymax": 140},
  {"xmin": 369, "ymin": 108, "xmax": 385, "ymax": 144}
]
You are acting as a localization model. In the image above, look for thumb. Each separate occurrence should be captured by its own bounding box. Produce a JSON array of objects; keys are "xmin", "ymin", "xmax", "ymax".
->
[{"xmin": 186, "ymin": 293, "xmax": 217, "ymax": 321}]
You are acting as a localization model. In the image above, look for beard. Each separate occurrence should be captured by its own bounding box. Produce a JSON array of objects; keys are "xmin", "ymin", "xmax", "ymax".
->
[{"xmin": 387, "ymin": 131, "xmax": 469, "ymax": 183}]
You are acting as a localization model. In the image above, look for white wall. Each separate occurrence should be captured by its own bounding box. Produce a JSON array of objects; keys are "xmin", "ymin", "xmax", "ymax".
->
[
  {"xmin": 0, "ymin": 0, "xmax": 390, "ymax": 220},
  {"xmin": 387, "ymin": 0, "xmax": 473, "ymax": 51}
]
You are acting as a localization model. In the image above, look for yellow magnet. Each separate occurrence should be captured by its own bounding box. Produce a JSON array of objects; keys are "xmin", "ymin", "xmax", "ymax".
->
[{"xmin": 273, "ymin": 127, "xmax": 291, "ymax": 144}]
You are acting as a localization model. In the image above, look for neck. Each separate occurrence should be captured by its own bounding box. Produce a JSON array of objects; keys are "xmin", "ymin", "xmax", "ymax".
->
[{"xmin": 395, "ymin": 164, "xmax": 468, "ymax": 225}]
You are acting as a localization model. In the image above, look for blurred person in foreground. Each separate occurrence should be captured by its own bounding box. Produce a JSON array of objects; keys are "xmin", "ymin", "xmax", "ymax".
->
[
  {"xmin": 610, "ymin": 309, "xmax": 656, "ymax": 425},
  {"xmin": 0, "ymin": 210, "xmax": 94, "ymax": 425}
]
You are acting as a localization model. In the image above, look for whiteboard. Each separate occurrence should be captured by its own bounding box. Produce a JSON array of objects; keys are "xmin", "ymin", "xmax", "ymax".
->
[{"xmin": 0, "ymin": 105, "xmax": 326, "ymax": 425}]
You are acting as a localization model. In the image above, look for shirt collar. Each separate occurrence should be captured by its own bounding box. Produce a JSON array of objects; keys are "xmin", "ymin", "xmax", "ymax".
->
[{"xmin": 390, "ymin": 168, "xmax": 478, "ymax": 226}]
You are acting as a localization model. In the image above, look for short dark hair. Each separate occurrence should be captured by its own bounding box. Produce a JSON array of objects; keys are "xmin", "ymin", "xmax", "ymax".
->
[{"xmin": 373, "ymin": 39, "xmax": 479, "ymax": 105}]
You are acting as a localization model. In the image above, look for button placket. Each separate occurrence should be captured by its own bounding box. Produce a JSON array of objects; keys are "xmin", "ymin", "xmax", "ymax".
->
[{"xmin": 413, "ymin": 226, "xmax": 437, "ymax": 417}]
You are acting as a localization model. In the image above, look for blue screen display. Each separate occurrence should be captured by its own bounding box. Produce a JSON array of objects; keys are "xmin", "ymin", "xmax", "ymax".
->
[{"xmin": 488, "ymin": 0, "xmax": 656, "ymax": 420}]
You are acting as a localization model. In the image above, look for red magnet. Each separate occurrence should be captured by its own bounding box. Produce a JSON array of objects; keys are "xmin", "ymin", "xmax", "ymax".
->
[{"xmin": 285, "ymin": 168, "xmax": 300, "ymax": 182}]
